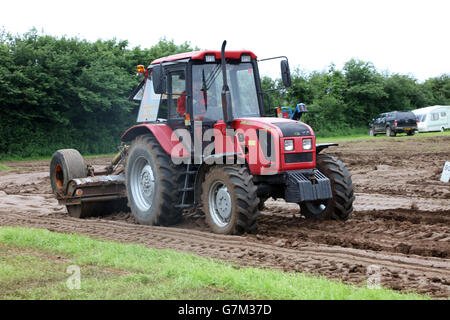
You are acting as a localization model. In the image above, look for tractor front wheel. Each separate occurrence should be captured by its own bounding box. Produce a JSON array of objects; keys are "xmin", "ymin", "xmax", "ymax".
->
[
  {"xmin": 300, "ymin": 154, "xmax": 355, "ymax": 221},
  {"xmin": 201, "ymin": 165, "xmax": 259, "ymax": 235}
]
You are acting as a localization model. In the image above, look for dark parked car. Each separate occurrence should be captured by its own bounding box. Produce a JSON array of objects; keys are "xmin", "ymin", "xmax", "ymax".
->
[{"xmin": 369, "ymin": 111, "xmax": 418, "ymax": 136}]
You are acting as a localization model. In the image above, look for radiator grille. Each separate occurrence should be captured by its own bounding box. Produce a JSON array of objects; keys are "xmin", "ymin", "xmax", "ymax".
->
[{"xmin": 284, "ymin": 152, "xmax": 313, "ymax": 163}]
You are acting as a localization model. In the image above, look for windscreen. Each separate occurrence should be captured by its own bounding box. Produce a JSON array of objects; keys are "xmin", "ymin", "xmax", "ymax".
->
[{"xmin": 192, "ymin": 62, "xmax": 260, "ymax": 121}]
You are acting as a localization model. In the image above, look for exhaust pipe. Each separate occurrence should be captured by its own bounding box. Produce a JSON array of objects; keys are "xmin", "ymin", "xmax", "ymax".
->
[{"xmin": 220, "ymin": 40, "xmax": 233, "ymax": 124}]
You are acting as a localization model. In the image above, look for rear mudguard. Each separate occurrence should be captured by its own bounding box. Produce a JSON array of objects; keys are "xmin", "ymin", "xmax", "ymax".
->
[{"xmin": 121, "ymin": 123, "xmax": 189, "ymax": 159}]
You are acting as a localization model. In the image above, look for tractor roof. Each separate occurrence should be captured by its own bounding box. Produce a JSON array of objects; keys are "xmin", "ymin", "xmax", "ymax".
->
[{"xmin": 150, "ymin": 50, "xmax": 257, "ymax": 65}]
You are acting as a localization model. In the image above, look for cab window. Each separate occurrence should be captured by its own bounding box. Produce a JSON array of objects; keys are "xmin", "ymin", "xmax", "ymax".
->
[{"xmin": 168, "ymin": 70, "xmax": 186, "ymax": 120}]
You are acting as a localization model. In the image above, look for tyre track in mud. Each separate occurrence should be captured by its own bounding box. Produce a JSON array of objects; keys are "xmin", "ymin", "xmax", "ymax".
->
[
  {"xmin": 0, "ymin": 208, "xmax": 448, "ymax": 298},
  {"xmin": 255, "ymin": 206, "xmax": 450, "ymax": 259}
]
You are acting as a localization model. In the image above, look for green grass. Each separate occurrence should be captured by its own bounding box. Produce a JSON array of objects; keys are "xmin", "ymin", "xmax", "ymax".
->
[
  {"xmin": 317, "ymin": 130, "xmax": 450, "ymax": 143},
  {"xmin": 0, "ymin": 226, "xmax": 428, "ymax": 300}
]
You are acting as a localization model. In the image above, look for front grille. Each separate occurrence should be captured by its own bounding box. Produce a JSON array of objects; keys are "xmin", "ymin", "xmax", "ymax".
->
[{"xmin": 284, "ymin": 152, "xmax": 313, "ymax": 163}]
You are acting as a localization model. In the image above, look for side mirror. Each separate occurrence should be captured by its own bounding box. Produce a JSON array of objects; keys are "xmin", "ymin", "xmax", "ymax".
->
[
  {"xmin": 152, "ymin": 65, "xmax": 166, "ymax": 94},
  {"xmin": 281, "ymin": 60, "xmax": 292, "ymax": 88}
]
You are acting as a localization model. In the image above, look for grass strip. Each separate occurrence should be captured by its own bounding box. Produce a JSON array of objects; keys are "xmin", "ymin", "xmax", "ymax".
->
[{"xmin": 0, "ymin": 226, "xmax": 428, "ymax": 300}]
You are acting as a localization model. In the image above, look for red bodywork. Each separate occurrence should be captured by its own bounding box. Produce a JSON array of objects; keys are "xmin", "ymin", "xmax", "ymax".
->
[
  {"xmin": 231, "ymin": 118, "xmax": 316, "ymax": 175},
  {"xmin": 121, "ymin": 118, "xmax": 316, "ymax": 176}
]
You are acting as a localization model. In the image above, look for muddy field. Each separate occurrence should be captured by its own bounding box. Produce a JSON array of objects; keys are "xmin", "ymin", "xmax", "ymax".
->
[{"xmin": 0, "ymin": 136, "xmax": 449, "ymax": 298}]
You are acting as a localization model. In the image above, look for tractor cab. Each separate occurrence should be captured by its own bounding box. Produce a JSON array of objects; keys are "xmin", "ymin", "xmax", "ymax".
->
[{"xmin": 132, "ymin": 50, "xmax": 267, "ymax": 125}]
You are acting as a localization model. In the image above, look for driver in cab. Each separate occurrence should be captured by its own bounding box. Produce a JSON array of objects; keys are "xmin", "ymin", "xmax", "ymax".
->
[{"xmin": 177, "ymin": 80, "xmax": 213, "ymax": 120}]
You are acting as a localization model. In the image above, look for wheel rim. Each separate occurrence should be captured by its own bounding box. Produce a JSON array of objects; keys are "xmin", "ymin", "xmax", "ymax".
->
[
  {"xmin": 386, "ymin": 128, "xmax": 391, "ymax": 136},
  {"xmin": 130, "ymin": 156, "xmax": 155, "ymax": 212},
  {"xmin": 208, "ymin": 180, "xmax": 232, "ymax": 228}
]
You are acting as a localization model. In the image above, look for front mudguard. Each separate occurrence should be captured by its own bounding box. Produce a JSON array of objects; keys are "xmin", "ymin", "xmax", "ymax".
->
[{"xmin": 316, "ymin": 143, "xmax": 338, "ymax": 154}]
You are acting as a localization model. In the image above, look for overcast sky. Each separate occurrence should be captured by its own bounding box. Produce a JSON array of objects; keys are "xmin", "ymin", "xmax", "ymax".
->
[{"xmin": 1, "ymin": 0, "xmax": 448, "ymax": 81}]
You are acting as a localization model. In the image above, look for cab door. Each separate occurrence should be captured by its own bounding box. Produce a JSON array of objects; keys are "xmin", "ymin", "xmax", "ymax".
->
[
  {"xmin": 166, "ymin": 65, "xmax": 188, "ymax": 126},
  {"xmin": 164, "ymin": 64, "xmax": 196, "ymax": 159}
]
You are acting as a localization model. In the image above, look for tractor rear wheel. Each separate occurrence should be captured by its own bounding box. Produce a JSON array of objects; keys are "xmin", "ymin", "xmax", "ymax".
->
[
  {"xmin": 300, "ymin": 154, "xmax": 354, "ymax": 220},
  {"xmin": 126, "ymin": 134, "xmax": 183, "ymax": 226},
  {"xmin": 201, "ymin": 165, "xmax": 259, "ymax": 235}
]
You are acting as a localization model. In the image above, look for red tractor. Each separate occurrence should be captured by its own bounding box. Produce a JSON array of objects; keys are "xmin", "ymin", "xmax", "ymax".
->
[{"xmin": 50, "ymin": 41, "xmax": 355, "ymax": 235}]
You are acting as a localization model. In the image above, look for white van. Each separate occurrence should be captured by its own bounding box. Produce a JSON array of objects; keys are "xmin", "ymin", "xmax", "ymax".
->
[{"xmin": 412, "ymin": 105, "xmax": 450, "ymax": 132}]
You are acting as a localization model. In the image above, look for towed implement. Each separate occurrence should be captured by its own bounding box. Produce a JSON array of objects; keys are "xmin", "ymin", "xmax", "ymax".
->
[
  {"xmin": 50, "ymin": 148, "xmax": 129, "ymax": 218},
  {"xmin": 50, "ymin": 41, "xmax": 355, "ymax": 235}
]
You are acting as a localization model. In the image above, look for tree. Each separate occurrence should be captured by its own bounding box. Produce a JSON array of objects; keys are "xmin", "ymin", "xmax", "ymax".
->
[
  {"xmin": 0, "ymin": 30, "xmax": 196, "ymax": 158},
  {"xmin": 421, "ymin": 74, "xmax": 450, "ymax": 106},
  {"xmin": 342, "ymin": 59, "xmax": 387, "ymax": 125}
]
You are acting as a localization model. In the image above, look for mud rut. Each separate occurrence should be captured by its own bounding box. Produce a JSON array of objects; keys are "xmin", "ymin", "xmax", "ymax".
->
[{"xmin": 0, "ymin": 137, "xmax": 449, "ymax": 298}]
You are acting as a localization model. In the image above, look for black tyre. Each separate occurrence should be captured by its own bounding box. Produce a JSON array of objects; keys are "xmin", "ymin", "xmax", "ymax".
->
[
  {"xmin": 386, "ymin": 126, "xmax": 396, "ymax": 137},
  {"xmin": 126, "ymin": 134, "xmax": 183, "ymax": 226},
  {"xmin": 369, "ymin": 128, "xmax": 376, "ymax": 136},
  {"xmin": 201, "ymin": 165, "xmax": 259, "ymax": 235},
  {"xmin": 300, "ymin": 155, "xmax": 355, "ymax": 220},
  {"xmin": 407, "ymin": 130, "xmax": 415, "ymax": 136},
  {"xmin": 50, "ymin": 149, "xmax": 87, "ymax": 194}
]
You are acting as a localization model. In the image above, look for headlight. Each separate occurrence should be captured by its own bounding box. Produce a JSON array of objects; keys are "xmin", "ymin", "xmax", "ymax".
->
[
  {"xmin": 303, "ymin": 138, "xmax": 312, "ymax": 150},
  {"xmin": 284, "ymin": 139, "xmax": 294, "ymax": 151}
]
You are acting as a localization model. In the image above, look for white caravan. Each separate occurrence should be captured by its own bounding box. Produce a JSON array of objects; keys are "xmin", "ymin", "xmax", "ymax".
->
[{"xmin": 413, "ymin": 105, "xmax": 450, "ymax": 132}]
